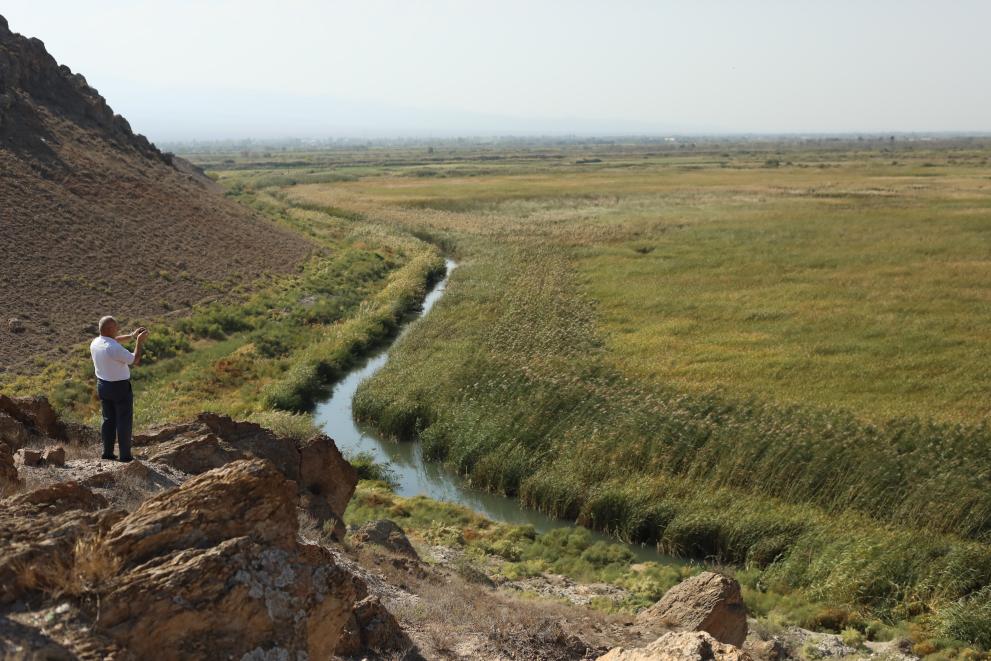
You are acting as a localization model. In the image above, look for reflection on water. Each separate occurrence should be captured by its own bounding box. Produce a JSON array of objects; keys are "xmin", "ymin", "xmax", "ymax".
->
[{"xmin": 314, "ymin": 259, "xmax": 677, "ymax": 564}]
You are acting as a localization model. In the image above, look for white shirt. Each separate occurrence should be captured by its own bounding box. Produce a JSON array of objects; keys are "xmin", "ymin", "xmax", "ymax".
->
[{"xmin": 90, "ymin": 336, "xmax": 135, "ymax": 382}]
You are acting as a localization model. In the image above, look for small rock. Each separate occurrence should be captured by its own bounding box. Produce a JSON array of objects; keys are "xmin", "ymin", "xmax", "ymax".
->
[
  {"xmin": 42, "ymin": 446, "xmax": 66, "ymax": 466},
  {"xmin": 746, "ymin": 637, "xmax": 787, "ymax": 661},
  {"xmin": 8, "ymin": 318, "xmax": 25, "ymax": 333},
  {"xmin": 14, "ymin": 448, "xmax": 43, "ymax": 467},
  {"xmin": 335, "ymin": 596, "xmax": 411, "ymax": 656},
  {"xmin": 598, "ymin": 630, "xmax": 752, "ymax": 661},
  {"xmin": 351, "ymin": 520, "xmax": 419, "ymax": 559},
  {"xmin": 636, "ymin": 571, "xmax": 748, "ymax": 647}
]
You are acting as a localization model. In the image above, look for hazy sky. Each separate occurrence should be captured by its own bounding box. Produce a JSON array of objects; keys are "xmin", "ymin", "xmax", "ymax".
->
[{"xmin": 4, "ymin": 1, "xmax": 990, "ymax": 141}]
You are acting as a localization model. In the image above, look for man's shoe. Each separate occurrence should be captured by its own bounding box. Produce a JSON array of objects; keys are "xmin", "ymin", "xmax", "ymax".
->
[
  {"xmin": 119, "ymin": 456, "xmax": 134, "ymax": 463},
  {"xmin": 101, "ymin": 454, "xmax": 117, "ymax": 460}
]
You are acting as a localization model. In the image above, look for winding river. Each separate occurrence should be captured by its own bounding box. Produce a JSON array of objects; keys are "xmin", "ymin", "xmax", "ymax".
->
[{"xmin": 314, "ymin": 259, "xmax": 676, "ymax": 564}]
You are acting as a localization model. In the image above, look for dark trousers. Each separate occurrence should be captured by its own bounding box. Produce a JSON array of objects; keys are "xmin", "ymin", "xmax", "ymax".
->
[{"xmin": 97, "ymin": 378, "xmax": 133, "ymax": 459}]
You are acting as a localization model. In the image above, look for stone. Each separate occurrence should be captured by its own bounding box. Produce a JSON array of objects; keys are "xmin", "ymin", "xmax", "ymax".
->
[
  {"xmin": 142, "ymin": 432, "xmax": 247, "ymax": 474},
  {"xmin": 8, "ymin": 317, "xmax": 24, "ymax": 333},
  {"xmin": 42, "ymin": 445, "xmax": 66, "ymax": 466},
  {"xmin": 298, "ymin": 434, "xmax": 358, "ymax": 539},
  {"xmin": 14, "ymin": 448, "xmax": 43, "ymax": 467},
  {"xmin": 104, "ymin": 459, "xmax": 298, "ymax": 568},
  {"xmin": 0, "ymin": 441, "xmax": 19, "ymax": 489},
  {"xmin": 335, "ymin": 596, "xmax": 412, "ymax": 657},
  {"xmin": 598, "ymin": 630, "xmax": 752, "ymax": 661},
  {"xmin": 96, "ymin": 459, "xmax": 362, "ymax": 659},
  {"xmin": 81, "ymin": 460, "xmax": 177, "ymax": 491},
  {"xmin": 636, "ymin": 572, "xmax": 748, "ymax": 647},
  {"xmin": 136, "ymin": 413, "xmax": 357, "ymax": 539},
  {"xmin": 351, "ymin": 519, "xmax": 420, "ymax": 559},
  {"xmin": 6, "ymin": 480, "xmax": 108, "ymax": 513}
]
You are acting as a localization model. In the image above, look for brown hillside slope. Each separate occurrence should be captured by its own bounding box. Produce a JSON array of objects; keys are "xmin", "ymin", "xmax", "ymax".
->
[{"xmin": 0, "ymin": 15, "xmax": 313, "ymax": 369}]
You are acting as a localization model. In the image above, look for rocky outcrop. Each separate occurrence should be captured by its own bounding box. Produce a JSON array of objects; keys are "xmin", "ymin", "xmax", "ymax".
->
[
  {"xmin": 104, "ymin": 459, "xmax": 298, "ymax": 566},
  {"xmin": 0, "ymin": 15, "xmax": 162, "ymax": 160},
  {"xmin": 136, "ymin": 413, "xmax": 357, "ymax": 539},
  {"xmin": 95, "ymin": 460, "xmax": 362, "ymax": 659},
  {"xmin": 0, "ymin": 404, "xmax": 408, "ymax": 659},
  {"xmin": 598, "ymin": 631, "xmax": 752, "ymax": 661},
  {"xmin": 351, "ymin": 519, "xmax": 420, "ymax": 559},
  {"xmin": 636, "ymin": 572, "xmax": 748, "ymax": 647}
]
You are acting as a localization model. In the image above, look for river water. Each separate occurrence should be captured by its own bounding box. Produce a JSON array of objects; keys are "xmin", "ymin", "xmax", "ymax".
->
[{"xmin": 314, "ymin": 259, "xmax": 676, "ymax": 564}]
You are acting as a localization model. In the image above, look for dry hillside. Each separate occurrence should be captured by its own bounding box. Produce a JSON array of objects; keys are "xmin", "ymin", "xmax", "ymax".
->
[{"xmin": 0, "ymin": 15, "xmax": 313, "ymax": 370}]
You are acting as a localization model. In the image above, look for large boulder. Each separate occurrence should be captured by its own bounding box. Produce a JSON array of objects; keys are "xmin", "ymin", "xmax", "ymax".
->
[
  {"xmin": 598, "ymin": 631, "xmax": 752, "ymax": 661},
  {"xmin": 636, "ymin": 572, "xmax": 747, "ymax": 647},
  {"xmin": 96, "ymin": 459, "xmax": 363, "ymax": 659},
  {"xmin": 135, "ymin": 413, "xmax": 357, "ymax": 539}
]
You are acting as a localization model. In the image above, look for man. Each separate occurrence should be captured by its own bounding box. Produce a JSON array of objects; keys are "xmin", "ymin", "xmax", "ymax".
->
[{"xmin": 89, "ymin": 316, "xmax": 148, "ymax": 462}]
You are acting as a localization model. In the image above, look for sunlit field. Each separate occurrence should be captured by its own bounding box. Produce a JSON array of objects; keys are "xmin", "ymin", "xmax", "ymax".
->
[
  {"xmin": 288, "ymin": 153, "xmax": 991, "ymax": 423},
  {"xmin": 185, "ymin": 140, "xmax": 991, "ymax": 643}
]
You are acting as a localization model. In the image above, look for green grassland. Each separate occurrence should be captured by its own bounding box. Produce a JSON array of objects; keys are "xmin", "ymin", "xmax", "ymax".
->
[{"xmin": 262, "ymin": 140, "xmax": 991, "ymax": 649}]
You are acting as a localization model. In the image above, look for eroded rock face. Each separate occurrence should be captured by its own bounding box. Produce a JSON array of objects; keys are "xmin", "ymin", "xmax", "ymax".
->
[
  {"xmin": 96, "ymin": 459, "xmax": 362, "ymax": 659},
  {"xmin": 135, "ymin": 413, "xmax": 357, "ymax": 539},
  {"xmin": 598, "ymin": 630, "xmax": 753, "ymax": 661},
  {"xmin": 636, "ymin": 572, "xmax": 748, "ymax": 647}
]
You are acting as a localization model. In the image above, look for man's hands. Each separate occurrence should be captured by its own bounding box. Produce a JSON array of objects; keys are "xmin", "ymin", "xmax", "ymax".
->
[
  {"xmin": 132, "ymin": 327, "xmax": 148, "ymax": 367},
  {"xmin": 115, "ymin": 327, "xmax": 147, "ymax": 343}
]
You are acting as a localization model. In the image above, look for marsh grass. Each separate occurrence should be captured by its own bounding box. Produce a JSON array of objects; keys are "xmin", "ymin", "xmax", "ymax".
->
[{"xmin": 281, "ymin": 144, "xmax": 991, "ymax": 647}]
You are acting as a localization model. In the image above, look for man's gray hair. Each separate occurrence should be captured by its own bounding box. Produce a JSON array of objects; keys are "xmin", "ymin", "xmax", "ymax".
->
[{"xmin": 98, "ymin": 315, "xmax": 116, "ymax": 333}]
